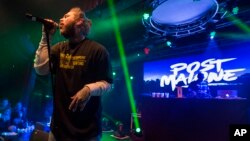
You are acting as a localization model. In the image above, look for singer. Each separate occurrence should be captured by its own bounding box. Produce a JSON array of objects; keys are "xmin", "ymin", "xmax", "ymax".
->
[{"xmin": 33, "ymin": 7, "xmax": 113, "ymax": 141}]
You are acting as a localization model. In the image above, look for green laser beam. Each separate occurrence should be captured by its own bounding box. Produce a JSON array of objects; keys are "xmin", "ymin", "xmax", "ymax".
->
[
  {"xmin": 107, "ymin": 0, "xmax": 140, "ymax": 129},
  {"xmin": 227, "ymin": 15, "xmax": 250, "ymax": 33}
]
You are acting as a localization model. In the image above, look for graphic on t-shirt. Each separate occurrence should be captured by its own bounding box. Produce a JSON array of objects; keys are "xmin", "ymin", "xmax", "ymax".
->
[{"xmin": 59, "ymin": 53, "xmax": 86, "ymax": 69}]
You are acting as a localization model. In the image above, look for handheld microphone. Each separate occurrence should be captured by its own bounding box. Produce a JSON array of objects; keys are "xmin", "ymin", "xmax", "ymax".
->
[{"xmin": 25, "ymin": 13, "xmax": 58, "ymax": 28}]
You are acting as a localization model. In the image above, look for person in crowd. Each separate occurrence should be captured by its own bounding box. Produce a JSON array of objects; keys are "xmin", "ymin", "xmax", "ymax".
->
[
  {"xmin": 0, "ymin": 98, "xmax": 12, "ymax": 133},
  {"xmin": 0, "ymin": 98, "xmax": 11, "ymax": 114},
  {"xmin": 33, "ymin": 7, "xmax": 113, "ymax": 141},
  {"xmin": 9, "ymin": 102, "xmax": 27, "ymax": 132},
  {"xmin": 0, "ymin": 108, "xmax": 11, "ymax": 133}
]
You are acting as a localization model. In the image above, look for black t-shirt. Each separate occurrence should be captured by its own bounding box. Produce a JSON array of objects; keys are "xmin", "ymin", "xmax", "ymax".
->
[{"xmin": 50, "ymin": 38, "xmax": 113, "ymax": 141}]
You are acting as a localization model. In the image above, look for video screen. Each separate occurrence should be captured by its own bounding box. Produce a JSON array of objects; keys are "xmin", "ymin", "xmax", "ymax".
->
[{"xmin": 143, "ymin": 41, "xmax": 250, "ymax": 98}]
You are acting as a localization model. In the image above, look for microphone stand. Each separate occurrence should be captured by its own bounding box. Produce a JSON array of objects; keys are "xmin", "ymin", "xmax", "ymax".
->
[{"xmin": 44, "ymin": 26, "xmax": 55, "ymax": 96}]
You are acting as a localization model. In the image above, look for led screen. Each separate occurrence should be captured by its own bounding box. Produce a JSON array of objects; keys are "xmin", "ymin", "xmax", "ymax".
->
[{"xmin": 143, "ymin": 41, "xmax": 250, "ymax": 98}]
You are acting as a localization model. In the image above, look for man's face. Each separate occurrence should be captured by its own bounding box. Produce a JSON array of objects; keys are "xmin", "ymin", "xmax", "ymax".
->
[{"xmin": 59, "ymin": 11, "xmax": 77, "ymax": 38}]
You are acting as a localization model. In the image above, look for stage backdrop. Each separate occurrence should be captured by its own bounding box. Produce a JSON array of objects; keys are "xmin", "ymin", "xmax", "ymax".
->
[{"xmin": 143, "ymin": 40, "xmax": 250, "ymax": 98}]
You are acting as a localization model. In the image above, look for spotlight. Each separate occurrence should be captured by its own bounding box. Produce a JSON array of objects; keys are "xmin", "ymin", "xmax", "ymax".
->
[
  {"xmin": 135, "ymin": 128, "xmax": 141, "ymax": 133},
  {"xmin": 130, "ymin": 128, "xmax": 144, "ymax": 141},
  {"xmin": 166, "ymin": 41, "xmax": 172, "ymax": 47},
  {"xmin": 226, "ymin": 0, "xmax": 239, "ymax": 14},
  {"xmin": 210, "ymin": 31, "xmax": 216, "ymax": 39},
  {"xmin": 143, "ymin": 13, "xmax": 150, "ymax": 20},
  {"xmin": 130, "ymin": 76, "xmax": 134, "ymax": 80},
  {"xmin": 130, "ymin": 113, "xmax": 144, "ymax": 141},
  {"xmin": 133, "ymin": 128, "xmax": 143, "ymax": 137},
  {"xmin": 144, "ymin": 47, "xmax": 150, "ymax": 55},
  {"xmin": 164, "ymin": 35, "xmax": 176, "ymax": 48},
  {"xmin": 206, "ymin": 21, "xmax": 216, "ymax": 39},
  {"xmin": 232, "ymin": 6, "xmax": 239, "ymax": 15}
]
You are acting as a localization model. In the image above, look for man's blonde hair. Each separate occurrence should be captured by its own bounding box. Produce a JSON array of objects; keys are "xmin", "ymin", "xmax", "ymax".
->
[{"xmin": 70, "ymin": 7, "xmax": 92, "ymax": 36}]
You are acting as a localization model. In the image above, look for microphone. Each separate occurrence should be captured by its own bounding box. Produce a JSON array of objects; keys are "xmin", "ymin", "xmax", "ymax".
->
[{"xmin": 25, "ymin": 13, "xmax": 58, "ymax": 28}]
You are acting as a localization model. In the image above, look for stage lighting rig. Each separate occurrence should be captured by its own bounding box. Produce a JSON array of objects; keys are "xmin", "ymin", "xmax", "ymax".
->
[{"xmin": 142, "ymin": 0, "xmax": 237, "ymax": 39}]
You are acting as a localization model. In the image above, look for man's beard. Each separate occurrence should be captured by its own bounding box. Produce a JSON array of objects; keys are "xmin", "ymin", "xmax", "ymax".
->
[{"xmin": 61, "ymin": 22, "xmax": 75, "ymax": 39}]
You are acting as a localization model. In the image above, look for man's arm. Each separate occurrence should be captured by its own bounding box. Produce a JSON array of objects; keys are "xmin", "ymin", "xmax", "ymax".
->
[
  {"xmin": 34, "ymin": 22, "xmax": 57, "ymax": 75},
  {"xmin": 85, "ymin": 80, "xmax": 112, "ymax": 96},
  {"xmin": 69, "ymin": 80, "xmax": 112, "ymax": 112},
  {"xmin": 33, "ymin": 33, "xmax": 50, "ymax": 75}
]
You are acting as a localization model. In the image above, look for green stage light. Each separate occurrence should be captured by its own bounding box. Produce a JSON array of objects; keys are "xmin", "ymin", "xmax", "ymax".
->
[
  {"xmin": 108, "ymin": 0, "xmax": 140, "ymax": 130},
  {"xmin": 232, "ymin": 7, "xmax": 239, "ymax": 15},
  {"xmin": 143, "ymin": 13, "xmax": 150, "ymax": 20},
  {"xmin": 136, "ymin": 128, "xmax": 141, "ymax": 133},
  {"xmin": 166, "ymin": 41, "xmax": 172, "ymax": 47},
  {"xmin": 210, "ymin": 31, "xmax": 216, "ymax": 39},
  {"xmin": 227, "ymin": 15, "xmax": 250, "ymax": 33}
]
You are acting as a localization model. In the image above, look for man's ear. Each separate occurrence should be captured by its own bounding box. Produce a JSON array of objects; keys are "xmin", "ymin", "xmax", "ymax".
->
[{"xmin": 76, "ymin": 19, "xmax": 84, "ymax": 26}]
